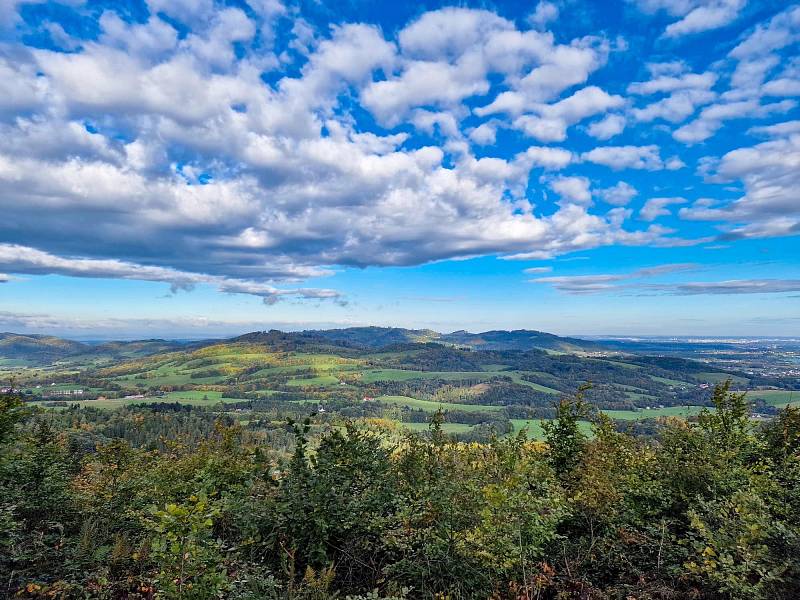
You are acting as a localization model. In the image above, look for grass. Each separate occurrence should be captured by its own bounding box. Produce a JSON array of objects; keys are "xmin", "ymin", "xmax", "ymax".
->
[
  {"xmin": 625, "ymin": 391, "xmax": 659, "ymax": 402},
  {"xmin": 0, "ymin": 358, "xmax": 32, "ymax": 367},
  {"xmin": 376, "ymin": 395, "xmax": 504, "ymax": 413},
  {"xmin": 286, "ymin": 374, "xmax": 341, "ymax": 387},
  {"xmin": 503, "ymin": 371, "xmax": 561, "ymax": 394},
  {"xmin": 32, "ymin": 390, "xmax": 242, "ymax": 410},
  {"xmin": 697, "ymin": 372, "xmax": 749, "ymax": 385},
  {"xmin": 742, "ymin": 389, "xmax": 800, "ymax": 407},
  {"xmin": 361, "ymin": 369, "xmax": 495, "ymax": 383},
  {"xmin": 602, "ymin": 405, "xmax": 706, "ymax": 420},
  {"xmin": 360, "ymin": 368, "xmax": 561, "ymax": 393},
  {"xmin": 650, "ymin": 375, "xmax": 690, "ymax": 387},
  {"xmin": 510, "ymin": 419, "xmax": 593, "ymax": 440}
]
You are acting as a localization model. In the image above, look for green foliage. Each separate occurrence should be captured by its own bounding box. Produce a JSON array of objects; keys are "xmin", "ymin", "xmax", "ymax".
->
[
  {"xmin": 541, "ymin": 383, "xmax": 591, "ymax": 479},
  {"xmin": 0, "ymin": 389, "xmax": 28, "ymax": 446},
  {"xmin": 1, "ymin": 383, "xmax": 799, "ymax": 599},
  {"xmin": 144, "ymin": 492, "xmax": 228, "ymax": 599}
]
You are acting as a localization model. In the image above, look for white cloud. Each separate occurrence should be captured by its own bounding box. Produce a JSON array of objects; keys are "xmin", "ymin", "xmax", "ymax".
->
[
  {"xmin": 681, "ymin": 131, "xmax": 800, "ymax": 239},
  {"xmin": 398, "ymin": 7, "xmax": 511, "ymax": 60},
  {"xmin": 511, "ymin": 86, "xmax": 624, "ymax": 141},
  {"xmin": 0, "ymin": 243, "xmax": 339, "ymax": 304},
  {"xmin": 628, "ymin": 71, "xmax": 717, "ymax": 95},
  {"xmin": 632, "ymin": 89, "xmax": 717, "ymax": 123},
  {"xmin": 519, "ymin": 146, "xmax": 574, "ymax": 170},
  {"xmin": 729, "ymin": 5, "xmax": 800, "ymax": 60},
  {"xmin": 640, "ymin": 197, "xmax": 687, "ymax": 221},
  {"xmin": 530, "ymin": 262, "xmax": 698, "ymax": 293},
  {"xmin": 587, "ymin": 114, "xmax": 626, "ymax": 139},
  {"xmin": 0, "ymin": 0, "xmax": 795, "ymax": 304},
  {"xmin": 528, "ymin": 2, "xmax": 559, "ymax": 29},
  {"xmin": 663, "ymin": 0, "xmax": 746, "ymax": 38},
  {"xmin": 748, "ymin": 120, "xmax": 800, "ymax": 136},
  {"xmin": 548, "ymin": 176, "xmax": 592, "ymax": 204},
  {"xmin": 657, "ymin": 279, "xmax": 800, "ymax": 294},
  {"xmin": 582, "ymin": 145, "xmax": 668, "ymax": 170},
  {"xmin": 673, "ymin": 98, "xmax": 796, "ymax": 143},
  {"xmin": 763, "ymin": 77, "xmax": 800, "ymax": 97},
  {"xmin": 597, "ymin": 181, "xmax": 638, "ymax": 206},
  {"xmin": 468, "ymin": 122, "xmax": 497, "ymax": 145},
  {"xmin": 629, "ymin": 0, "xmax": 746, "ymax": 38},
  {"xmin": 628, "ymin": 70, "xmax": 717, "ymax": 124}
]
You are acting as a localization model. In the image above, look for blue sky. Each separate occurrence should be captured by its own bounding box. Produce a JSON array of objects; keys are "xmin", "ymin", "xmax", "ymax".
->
[{"xmin": 0, "ymin": 0, "xmax": 798, "ymax": 338}]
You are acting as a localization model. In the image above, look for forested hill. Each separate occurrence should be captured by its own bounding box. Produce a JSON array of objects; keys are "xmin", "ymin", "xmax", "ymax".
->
[
  {"xmin": 1, "ymin": 327, "xmax": 609, "ymax": 364},
  {"xmin": 290, "ymin": 326, "xmax": 609, "ymax": 352},
  {"xmin": 0, "ymin": 332, "xmax": 89, "ymax": 362},
  {"xmin": 439, "ymin": 329, "xmax": 608, "ymax": 352},
  {"xmin": 0, "ymin": 333, "xmax": 191, "ymax": 364}
]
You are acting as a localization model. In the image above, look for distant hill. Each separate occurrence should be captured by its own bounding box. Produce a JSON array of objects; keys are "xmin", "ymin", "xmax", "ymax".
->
[
  {"xmin": 308, "ymin": 326, "xmax": 440, "ymax": 348},
  {"xmin": 306, "ymin": 327, "xmax": 606, "ymax": 353},
  {"xmin": 440, "ymin": 329, "xmax": 608, "ymax": 353},
  {"xmin": 0, "ymin": 334, "xmax": 189, "ymax": 364},
  {"xmin": 0, "ymin": 333, "xmax": 89, "ymax": 362},
  {"xmin": 0, "ymin": 327, "xmax": 608, "ymax": 364}
]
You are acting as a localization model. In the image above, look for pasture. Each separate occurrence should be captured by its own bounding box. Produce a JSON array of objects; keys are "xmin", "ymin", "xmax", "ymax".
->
[{"xmin": 375, "ymin": 395, "xmax": 504, "ymax": 413}]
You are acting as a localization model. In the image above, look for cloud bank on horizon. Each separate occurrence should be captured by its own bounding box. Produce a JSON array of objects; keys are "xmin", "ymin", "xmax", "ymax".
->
[{"xmin": 0, "ymin": 0, "xmax": 798, "ymax": 310}]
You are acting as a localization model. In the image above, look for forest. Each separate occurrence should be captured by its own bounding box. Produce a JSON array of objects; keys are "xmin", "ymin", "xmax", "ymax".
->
[{"xmin": 2, "ymin": 382, "xmax": 799, "ymax": 599}]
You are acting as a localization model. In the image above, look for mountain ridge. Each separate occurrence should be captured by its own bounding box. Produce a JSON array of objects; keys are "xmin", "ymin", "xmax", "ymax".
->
[{"xmin": 0, "ymin": 327, "xmax": 608, "ymax": 364}]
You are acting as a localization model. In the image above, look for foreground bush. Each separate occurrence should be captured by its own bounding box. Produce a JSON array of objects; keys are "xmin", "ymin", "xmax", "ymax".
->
[{"xmin": 0, "ymin": 383, "xmax": 798, "ymax": 599}]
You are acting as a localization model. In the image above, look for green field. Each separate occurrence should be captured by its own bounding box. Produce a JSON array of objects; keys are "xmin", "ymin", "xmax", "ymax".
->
[
  {"xmin": 649, "ymin": 375, "xmax": 689, "ymax": 387},
  {"xmin": 32, "ymin": 390, "xmax": 241, "ymax": 409},
  {"xmin": 361, "ymin": 369, "xmax": 497, "ymax": 383},
  {"xmin": 697, "ymin": 372, "xmax": 749, "ymax": 385},
  {"xmin": 602, "ymin": 405, "xmax": 706, "ymax": 420},
  {"xmin": 743, "ymin": 389, "xmax": 800, "ymax": 407},
  {"xmin": 510, "ymin": 419, "xmax": 593, "ymax": 439},
  {"xmin": 0, "ymin": 357, "xmax": 31, "ymax": 368},
  {"xmin": 286, "ymin": 374, "xmax": 341, "ymax": 387},
  {"xmin": 376, "ymin": 395, "xmax": 504, "ymax": 413}
]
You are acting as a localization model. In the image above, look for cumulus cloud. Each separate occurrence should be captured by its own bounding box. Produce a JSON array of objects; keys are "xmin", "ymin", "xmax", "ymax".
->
[
  {"xmin": 629, "ymin": 0, "xmax": 746, "ymax": 38},
  {"xmin": 673, "ymin": 99, "xmax": 796, "ymax": 143},
  {"xmin": 503, "ymin": 86, "xmax": 625, "ymax": 141},
  {"xmin": 587, "ymin": 114, "xmax": 626, "ymax": 139},
  {"xmin": 0, "ymin": 0, "xmax": 795, "ymax": 305},
  {"xmin": 748, "ymin": 119, "xmax": 800, "ymax": 136},
  {"xmin": 663, "ymin": 0, "xmax": 746, "ymax": 38},
  {"xmin": 597, "ymin": 182, "xmax": 638, "ymax": 206},
  {"xmin": 640, "ymin": 197, "xmax": 687, "ymax": 221},
  {"xmin": 528, "ymin": 2, "xmax": 559, "ymax": 29},
  {"xmin": 0, "ymin": 244, "xmax": 341, "ymax": 305},
  {"xmin": 548, "ymin": 176, "xmax": 592, "ymax": 204},
  {"xmin": 680, "ymin": 129, "xmax": 800, "ymax": 239},
  {"xmin": 581, "ymin": 145, "xmax": 671, "ymax": 170}
]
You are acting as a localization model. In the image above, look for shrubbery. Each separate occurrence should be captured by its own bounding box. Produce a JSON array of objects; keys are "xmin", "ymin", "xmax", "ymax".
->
[{"xmin": 1, "ymin": 383, "xmax": 799, "ymax": 599}]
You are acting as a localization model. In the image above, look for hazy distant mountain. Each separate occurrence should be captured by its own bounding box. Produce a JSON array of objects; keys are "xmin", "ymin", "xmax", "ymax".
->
[
  {"xmin": 308, "ymin": 326, "xmax": 441, "ymax": 348},
  {"xmin": 0, "ymin": 327, "xmax": 608, "ymax": 364},
  {"xmin": 0, "ymin": 333, "xmax": 89, "ymax": 362},
  {"xmin": 0, "ymin": 333, "xmax": 188, "ymax": 364},
  {"xmin": 439, "ymin": 329, "xmax": 608, "ymax": 352},
  {"xmin": 308, "ymin": 327, "xmax": 606, "ymax": 352}
]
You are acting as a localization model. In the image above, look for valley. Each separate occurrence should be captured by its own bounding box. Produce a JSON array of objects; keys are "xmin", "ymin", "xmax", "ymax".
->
[{"xmin": 3, "ymin": 328, "xmax": 797, "ymax": 440}]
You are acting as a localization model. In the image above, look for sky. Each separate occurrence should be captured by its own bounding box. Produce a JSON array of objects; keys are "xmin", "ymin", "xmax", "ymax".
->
[{"xmin": 0, "ymin": 0, "xmax": 799, "ymax": 339}]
